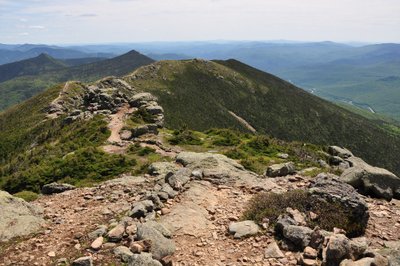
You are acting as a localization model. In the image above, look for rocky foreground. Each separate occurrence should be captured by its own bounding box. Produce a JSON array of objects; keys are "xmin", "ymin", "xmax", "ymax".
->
[
  {"xmin": 1, "ymin": 79, "xmax": 400, "ymax": 265},
  {"xmin": 1, "ymin": 148, "xmax": 400, "ymax": 266}
]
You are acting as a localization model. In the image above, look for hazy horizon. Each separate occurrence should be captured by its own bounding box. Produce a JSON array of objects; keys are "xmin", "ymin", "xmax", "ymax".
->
[{"xmin": 1, "ymin": 0, "xmax": 399, "ymax": 44}]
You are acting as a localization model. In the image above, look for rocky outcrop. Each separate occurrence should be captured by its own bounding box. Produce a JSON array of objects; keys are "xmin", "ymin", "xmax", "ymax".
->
[
  {"xmin": 41, "ymin": 182, "xmax": 76, "ymax": 195},
  {"xmin": 309, "ymin": 174, "xmax": 369, "ymax": 233},
  {"xmin": 176, "ymin": 152, "xmax": 277, "ymax": 190},
  {"xmin": 266, "ymin": 162, "xmax": 296, "ymax": 177},
  {"xmin": 0, "ymin": 190, "xmax": 44, "ymax": 242},
  {"xmin": 327, "ymin": 146, "xmax": 400, "ymax": 200}
]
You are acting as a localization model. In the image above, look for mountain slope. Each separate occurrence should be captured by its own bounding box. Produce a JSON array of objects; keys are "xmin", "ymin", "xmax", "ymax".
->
[
  {"xmin": 0, "ymin": 53, "xmax": 67, "ymax": 83},
  {"xmin": 124, "ymin": 59, "xmax": 400, "ymax": 175},
  {"xmin": 0, "ymin": 50, "xmax": 154, "ymax": 111}
]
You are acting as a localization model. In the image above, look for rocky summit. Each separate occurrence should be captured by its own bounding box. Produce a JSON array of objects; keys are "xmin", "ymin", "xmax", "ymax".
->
[{"xmin": 0, "ymin": 60, "xmax": 400, "ymax": 266}]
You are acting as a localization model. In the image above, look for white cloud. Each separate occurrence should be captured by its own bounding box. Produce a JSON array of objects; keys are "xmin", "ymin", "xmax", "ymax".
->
[
  {"xmin": 1, "ymin": 0, "xmax": 399, "ymax": 43},
  {"xmin": 18, "ymin": 32, "xmax": 29, "ymax": 36},
  {"xmin": 28, "ymin": 25, "xmax": 45, "ymax": 29}
]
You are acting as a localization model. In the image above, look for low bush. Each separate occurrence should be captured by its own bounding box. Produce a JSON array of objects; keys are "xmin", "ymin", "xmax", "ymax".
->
[
  {"xmin": 242, "ymin": 190, "xmax": 366, "ymax": 237},
  {"xmin": 169, "ymin": 129, "xmax": 203, "ymax": 145},
  {"xmin": 13, "ymin": 190, "xmax": 39, "ymax": 202}
]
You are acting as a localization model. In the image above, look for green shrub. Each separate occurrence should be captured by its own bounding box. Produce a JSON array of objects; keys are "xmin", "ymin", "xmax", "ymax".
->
[
  {"xmin": 138, "ymin": 147, "xmax": 156, "ymax": 156},
  {"xmin": 224, "ymin": 148, "xmax": 248, "ymax": 159},
  {"xmin": 243, "ymin": 190, "xmax": 366, "ymax": 237},
  {"xmin": 13, "ymin": 190, "xmax": 39, "ymax": 202},
  {"xmin": 206, "ymin": 128, "xmax": 241, "ymax": 146},
  {"xmin": 169, "ymin": 129, "xmax": 203, "ymax": 145}
]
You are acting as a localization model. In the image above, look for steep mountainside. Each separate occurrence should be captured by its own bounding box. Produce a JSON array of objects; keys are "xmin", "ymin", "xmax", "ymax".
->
[
  {"xmin": 0, "ymin": 53, "xmax": 67, "ymax": 83},
  {"xmin": 0, "ymin": 50, "xmax": 154, "ymax": 111},
  {"xmin": 124, "ymin": 59, "xmax": 400, "ymax": 175},
  {"xmin": 130, "ymin": 41, "xmax": 400, "ymax": 120}
]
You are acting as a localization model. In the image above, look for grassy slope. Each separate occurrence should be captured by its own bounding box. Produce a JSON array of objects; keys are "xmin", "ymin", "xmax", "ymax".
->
[
  {"xmin": 126, "ymin": 59, "xmax": 400, "ymax": 175},
  {"xmin": 0, "ymin": 84, "xmax": 136, "ymax": 193},
  {"xmin": 0, "ymin": 51, "xmax": 154, "ymax": 111}
]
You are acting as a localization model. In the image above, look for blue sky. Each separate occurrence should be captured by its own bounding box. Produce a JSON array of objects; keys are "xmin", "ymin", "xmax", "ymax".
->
[{"xmin": 0, "ymin": 0, "xmax": 399, "ymax": 44}]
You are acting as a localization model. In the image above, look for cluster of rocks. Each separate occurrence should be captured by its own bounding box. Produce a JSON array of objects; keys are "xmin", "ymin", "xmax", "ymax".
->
[
  {"xmin": 119, "ymin": 92, "xmax": 165, "ymax": 140},
  {"xmin": 327, "ymin": 146, "xmax": 400, "ymax": 200},
  {"xmin": 46, "ymin": 77, "xmax": 164, "ymax": 134},
  {"xmin": 270, "ymin": 175, "xmax": 388, "ymax": 265},
  {"xmin": 80, "ymin": 218, "xmax": 174, "ymax": 266}
]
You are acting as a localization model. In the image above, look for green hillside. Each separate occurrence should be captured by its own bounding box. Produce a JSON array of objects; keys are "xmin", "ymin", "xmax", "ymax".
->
[
  {"xmin": 0, "ymin": 50, "xmax": 154, "ymax": 111},
  {"xmin": 125, "ymin": 59, "xmax": 400, "ymax": 175}
]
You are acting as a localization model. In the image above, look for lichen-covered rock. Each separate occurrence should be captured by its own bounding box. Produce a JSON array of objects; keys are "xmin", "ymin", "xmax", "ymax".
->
[
  {"xmin": 136, "ymin": 221, "xmax": 176, "ymax": 260},
  {"xmin": 127, "ymin": 252, "xmax": 162, "ymax": 266},
  {"xmin": 41, "ymin": 182, "xmax": 76, "ymax": 195},
  {"xmin": 228, "ymin": 220, "xmax": 260, "ymax": 239},
  {"xmin": 309, "ymin": 174, "xmax": 369, "ymax": 236},
  {"xmin": 341, "ymin": 157, "xmax": 400, "ymax": 200},
  {"xmin": 0, "ymin": 190, "xmax": 44, "ymax": 242},
  {"xmin": 265, "ymin": 162, "xmax": 296, "ymax": 177}
]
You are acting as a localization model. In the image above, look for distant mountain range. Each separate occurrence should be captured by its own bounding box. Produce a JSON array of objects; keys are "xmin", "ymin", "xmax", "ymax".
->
[
  {"xmin": 0, "ymin": 43, "xmax": 114, "ymax": 65},
  {"xmin": 1, "ymin": 41, "xmax": 399, "ymax": 120}
]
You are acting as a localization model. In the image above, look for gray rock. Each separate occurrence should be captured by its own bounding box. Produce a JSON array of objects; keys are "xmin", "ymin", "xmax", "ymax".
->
[
  {"xmin": 282, "ymin": 225, "xmax": 313, "ymax": 249},
  {"xmin": 167, "ymin": 168, "xmax": 192, "ymax": 190},
  {"xmin": 128, "ymin": 252, "xmax": 162, "ymax": 266},
  {"xmin": 265, "ymin": 241, "xmax": 285, "ymax": 258},
  {"xmin": 0, "ymin": 190, "xmax": 44, "ymax": 242},
  {"xmin": 114, "ymin": 246, "xmax": 133, "ymax": 262},
  {"xmin": 175, "ymin": 152, "xmax": 270, "ymax": 190},
  {"xmin": 41, "ymin": 182, "xmax": 76, "ymax": 195},
  {"xmin": 88, "ymin": 225, "xmax": 108, "ymax": 240},
  {"xmin": 107, "ymin": 224, "xmax": 125, "ymax": 242},
  {"xmin": 266, "ymin": 162, "xmax": 296, "ymax": 177},
  {"xmin": 129, "ymin": 93, "xmax": 157, "ymax": 107},
  {"xmin": 329, "ymin": 156, "xmax": 345, "ymax": 165},
  {"xmin": 160, "ymin": 183, "xmax": 179, "ymax": 199},
  {"xmin": 130, "ymin": 200, "xmax": 154, "ymax": 218},
  {"xmin": 277, "ymin": 153, "xmax": 289, "ymax": 159},
  {"xmin": 71, "ymin": 256, "xmax": 93, "ymax": 266},
  {"xmin": 323, "ymin": 234, "xmax": 369, "ymax": 266},
  {"xmin": 379, "ymin": 241, "xmax": 400, "ymax": 266},
  {"xmin": 146, "ymin": 194, "xmax": 164, "ymax": 210},
  {"xmin": 131, "ymin": 124, "xmax": 159, "ymax": 138},
  {"xmin": 341, "ymin": 157, "xmax": 400, "ymax": 200},
  {"xmin": 136, "ymin": 221, "xmax": 176, "ymax": 260},
  {"xmin": 145, "ymin": 105, "xmax": 164, "ymax": 115},
  {"xmin": 328, "ymin": 146, "xmax": 353, "ymax": 159},
  {"xmin": 309, "ymin": 174, "xmax": 369, "ymax": 234},
  {"xmin": 148, "ymin": 162, "xmax": 179, "ymax": 178},
  {"xmin": 228, "ymin": 220, "xmax": 260, "ymax": 239}
]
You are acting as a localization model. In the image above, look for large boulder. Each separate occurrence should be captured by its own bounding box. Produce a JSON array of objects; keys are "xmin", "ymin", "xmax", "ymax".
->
[
  {"xmin": 0, "ymin": 191, "xmax": 44, "ymax": 242},
  {"xmin": 136, "ymin": 221, "xmax": 175, "ymax": 260},
  {"xmin": 228, "ymin": 220, "xmax": 260, "ymax": 239},
  {"xmin": 41, "ymin": 182, "xmax": 76, "ymax": 195},
  {"xmin": 341, "ymin": 157, "xmax": 400, "ymax": 200},
  {"xmin": 309, "ymin": 174, "xmax": 369, "ymax": 236},
  {"xmin": 265, "ymin": 162, "xmax": 296, "ymax": 177},
  {"xmin": 175, "ymin": 152, "xmax": 276, "ymax": 190},
  {"xmin": 328, "ymin": 146, "xmax": 353, "ymax": 159},
  {"xmin": 129, "ymin": 93, "xmax": 157, "ymax": 107}
]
